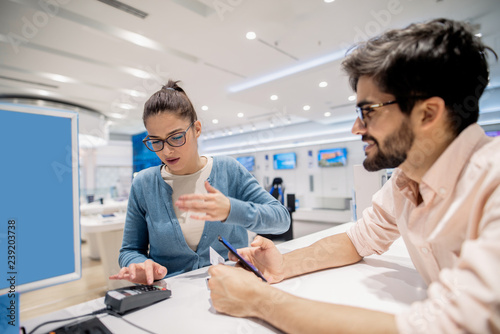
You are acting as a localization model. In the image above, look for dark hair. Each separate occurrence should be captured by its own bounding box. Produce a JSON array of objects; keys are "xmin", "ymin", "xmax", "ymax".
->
[
  {"xmin": 342, "ymin": 18, "xmax": 497, "ymax": 135},
  {"xmin": 143, "ymin": 79, "xmax": 198, "ymax": 125}
]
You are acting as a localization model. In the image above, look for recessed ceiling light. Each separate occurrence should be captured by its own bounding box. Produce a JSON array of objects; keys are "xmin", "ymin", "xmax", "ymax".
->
[
  {"xmin": 110, "ymin": 113, "xmax": 126, "ymax": 119},
  {"xmin": 324, "ymin": 112, "xmax": 332, "ymax": 117},
  {"xmin": 246, "ymin": 32, "xmax": 257, "ymax": 40},
  {"xmin": 237, "ymin": 112, "xmax": 244, "ymax": 118},
  {"xmin": 475, "ymin": 33, "xmax": 482, "ymax": 37},
  {"xmin": 270, "ymin": 95, "xmax": 278, "ymax": 101},
  {"xmin": 115, "ymin": 103, "xmax": 134, "ymax": 110},
  {"xmin": 324, "ymin": 0, "xmax": 335, "ymax": 3},
  {"xmin": 319, "ymin": 81, "xmax": 328, "ymax": 88},
  {"xmin": 348, "ymin": 95, "xmax": 356, "ymax": 101},
  {"xmin": 212, "ymin": 119, "xmax": 219, "ymax": 124},
  {"xmin": 303, "ymin": 105, "xmax": 311, "ymax": 111},
  {"xmin": 201, "ymin": 105, "xmax": 209, "ymax": 111}
]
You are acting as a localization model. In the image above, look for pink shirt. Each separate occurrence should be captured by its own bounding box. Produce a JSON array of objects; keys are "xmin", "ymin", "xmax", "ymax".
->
[{"xmin": 347, "ymin": 124, "xmax": 500, "ymax": 333}]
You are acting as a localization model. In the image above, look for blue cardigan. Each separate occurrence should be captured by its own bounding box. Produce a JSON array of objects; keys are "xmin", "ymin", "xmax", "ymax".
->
[{"xmin": 119, "ymin": 156, "xmax": 290, "ymax": 278}]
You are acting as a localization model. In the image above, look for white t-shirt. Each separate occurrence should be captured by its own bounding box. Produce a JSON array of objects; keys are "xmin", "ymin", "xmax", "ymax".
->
[{"xmin": 161, "ymin": 156, "xmax": 214, "ymax": 251}]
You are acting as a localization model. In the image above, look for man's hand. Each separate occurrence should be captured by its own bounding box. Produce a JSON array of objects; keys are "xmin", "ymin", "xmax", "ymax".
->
[
  {"xmin": 231, "ymin": 235, "xmax": 286, "ymax": 283},
  {"xmin": 208, "ymin": 264, "xmax": 268, "ymax": 318},
  {"xmin": 175, "ymin": 181, "xmax": 231, "ymax": 221},
  {"xmin": 109, "ymin": 259, "xmax": 167, "ymax": 285}
]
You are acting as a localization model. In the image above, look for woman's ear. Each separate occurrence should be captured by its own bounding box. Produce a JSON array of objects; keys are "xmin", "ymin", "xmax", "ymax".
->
[{"xmin": 194, "ymin": 120, "xmax": 202, "ymax": 138}]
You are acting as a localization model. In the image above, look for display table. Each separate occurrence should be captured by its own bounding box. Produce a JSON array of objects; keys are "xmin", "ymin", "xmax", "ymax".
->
[
  {"xmin": 80, "ymin": 213, "xmax": 128, "ymax": 290},
  {"xmin": 22, "ymin": 222, "xmax": 427, "ymax": 333}
]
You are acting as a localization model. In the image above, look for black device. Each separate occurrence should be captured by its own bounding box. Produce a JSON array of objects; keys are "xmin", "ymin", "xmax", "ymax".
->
[
  {"xmin": 218, "ymin": 235, "xmax": 267, "ymax": 282},
  {"xmin": 104, "ymin": 284, "xmax": 172, "ymax": 314},
  {"xmin": 49, "ymin": 316, "xmax": 113, "ymax": 334}
]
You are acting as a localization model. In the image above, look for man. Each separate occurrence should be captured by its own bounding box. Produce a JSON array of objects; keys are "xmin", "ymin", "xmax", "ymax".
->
[{"xmin": 207, "ymin": 18, "xmax": 500, "ymax": 333}]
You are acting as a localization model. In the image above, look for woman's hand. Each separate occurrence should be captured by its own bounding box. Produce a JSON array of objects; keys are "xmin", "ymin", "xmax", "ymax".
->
[
  {"xmin": 109, "ymin": 259, "xmax": 167, "ymax": 285},
  {"xmin": 231, "ymin": 235, "xmax": 286, "ymax": 284},
  {"xmin": 175, "ymin": 180, "xmax": 231, "ymax": 222}
]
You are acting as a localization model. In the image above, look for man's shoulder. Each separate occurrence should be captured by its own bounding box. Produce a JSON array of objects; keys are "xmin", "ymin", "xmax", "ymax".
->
[{"xmin": 471, "ymin": 136, "xmax": 500, "ymax": 167}]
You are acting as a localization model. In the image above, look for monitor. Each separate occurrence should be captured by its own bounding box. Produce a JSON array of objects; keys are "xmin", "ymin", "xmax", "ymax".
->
[
  {"xmin": 318, "ymin": 148, "xmax": 348, "ymax": 167},
  {"xmin": 0, "ymin": 103, "xmax": 81, "ymax": 295},
  {"xmin": 273, "ymin": 152, "xmax": 296, "ymax": 170},
  {"xmin": 132, "ymin": 131, "xmax": 162, "ymax": 174},
  {"xmin": 236, "ymin": 156, "xmax": 255, "ymax": 172}
]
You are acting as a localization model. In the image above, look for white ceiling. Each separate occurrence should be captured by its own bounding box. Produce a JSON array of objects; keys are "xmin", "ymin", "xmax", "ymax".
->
[{"xmin": 1, "ymin": 0, "xmax": 500, "ymax": 143}]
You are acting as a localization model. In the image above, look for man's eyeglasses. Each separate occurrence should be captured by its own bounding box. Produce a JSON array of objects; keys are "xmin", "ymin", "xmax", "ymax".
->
[
  {"xmin": 143, "ymin": 122, "xmax": 194, "ymax": 152},
  {"xmin": 355, "ymin": 100, "xmax": 398, "ymax": 127}
]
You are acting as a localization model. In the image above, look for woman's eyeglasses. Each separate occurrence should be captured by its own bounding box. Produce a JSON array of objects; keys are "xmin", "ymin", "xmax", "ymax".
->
[{"xmin": 143, "ymin": 122, "xmax": 194, "ymax": 152}]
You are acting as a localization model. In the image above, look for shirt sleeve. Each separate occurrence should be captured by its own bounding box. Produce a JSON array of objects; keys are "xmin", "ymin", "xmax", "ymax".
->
[
  {"xmin": 224, "ymin": 159, "xmax": 290, "ymax": 234},
  {"xmin": 118, "ymin": 175, "xmax": 150, "ymax": 268},
  {"xmin": 346, "ymin": 176, "xmax": 401, "ymax": 257},
  {"xmin": 396, "ymin": 186, "xmax": 500, "ymax": 334}
]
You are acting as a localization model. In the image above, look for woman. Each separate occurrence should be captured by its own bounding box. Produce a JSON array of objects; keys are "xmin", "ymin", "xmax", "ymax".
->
[{"xmin": 110, "ymin": 80, "xmax": 290, "ymax": 285}]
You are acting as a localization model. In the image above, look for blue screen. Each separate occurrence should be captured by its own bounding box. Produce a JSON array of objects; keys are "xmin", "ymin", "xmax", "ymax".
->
[
  {"xmin": 0, "ymin": 105, "xmax": 80, "ymax": 294},
  {"xmin": 132, "ymin": 131, "xmax": 162, "ymax": 173},
  {"xmin": 273, "ymin": 152, "xmax": 296, "ymax": 170},
  {"xmin": 318, "ymin": 148, "xmax": 348, "ymax": 167},
  {"xmin": 236, "ymin": 156, "xmax": 255, "ymax": 172}
]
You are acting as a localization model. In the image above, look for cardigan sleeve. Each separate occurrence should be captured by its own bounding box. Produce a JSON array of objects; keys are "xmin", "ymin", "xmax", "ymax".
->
[
  {"xmin": 223, "ymin": 158, "xmax": 290, "ymax": 234},
  {"xmin": 118, "ymin": 173, "xmax": 151, "ymax": 268}
]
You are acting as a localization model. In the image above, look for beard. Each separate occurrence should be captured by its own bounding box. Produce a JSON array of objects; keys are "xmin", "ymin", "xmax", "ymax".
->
[{"xmin": 363, "ymin": 118, "xmax": 414, "ymax": 171}]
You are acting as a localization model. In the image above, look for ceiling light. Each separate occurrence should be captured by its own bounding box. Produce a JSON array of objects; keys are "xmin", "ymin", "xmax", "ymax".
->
[
  {"xmin": 246, "ymin": 32, "xmax": 257, "ymax": 40},
  {"xmin": 319, "ymin": 81, "xmax": 328, "ymax": 88},
  {"xmin": 348, "ymin": 95, "xmax": 356, "ymax": 101},
  {"xmin": 38, "ymin": 90, "xmax": 51, "ymax": 96},
  {"xmin": 475, "ymin": 33, "xmax": 482, "ymax": 37},
  {"xmin": 252, "ymin": 124, "xmax": 256, "ymax": 131},
  {"xmin": 270, "ymin": 95, "xmax": 278, "ymax": 101},
  {"xmin": 270, "ymin": 123, "xmax": 275, "ymax": 128},
  {"xmin": 228, "ymin": 129, "xmax": 233, "ymax": 135},
  {"xmin": 228, "ymin": 48, "xmax": 347, "ymax": 93},
  {"xmin": 115, "ymin": 103, "xmax": 134, "ymax": 110},
  {"xmin": 212, "ymin": 119, "xmax": 219, "ymax": 124},
  {"xmin": 237, "ymin": 112, "xmax": 244, "ymax": 118},
  {"xmin": 324, "ymin": 0, "xmax": 335, "ymax": 3},
  {"xmin": 324, "ymin": 112, "xmax": 332, "ymax": 117},
  {"xmin": 303, "ymin": 105, "xmax": 311, "ymax": 111},
  {"xmin": 201, "ymin": 105, "xmax": 209, "ymax": 111},
  {"xmin": 110, "ymin": 113, "xmax": 126, "ymax": 119},
  {"xmin": 239, "ymin": 127, "xmax": 244, "ymax": 133}
]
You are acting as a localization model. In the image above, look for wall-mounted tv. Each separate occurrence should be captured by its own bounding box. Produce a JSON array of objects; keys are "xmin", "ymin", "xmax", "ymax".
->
[
  {"xmin": 273, "ymin": 152, "xmax": 296, "ymax": 170},
  {"xmin": 236, "ymin": 156, "xmax": 255, "ymax": 172},
  {"xmin": 132, "ymin": 131, "xmax": 162, "ymax": 174},
  {"xmin": 318, "ymin": 148, "xmax": 348, "ymax": 167}
]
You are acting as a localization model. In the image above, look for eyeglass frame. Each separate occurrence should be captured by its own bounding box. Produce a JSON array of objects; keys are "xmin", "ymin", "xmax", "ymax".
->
[
  {"xmin": 142, "ymin": 122, "xmax": 195, "ymax": 152},
  {"xmin": 355, "ymin": 100, "xmax": 398, "ymax": 127}
]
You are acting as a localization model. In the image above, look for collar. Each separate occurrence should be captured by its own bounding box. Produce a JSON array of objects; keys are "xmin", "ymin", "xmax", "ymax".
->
[{"xmin": 393, "ymin": 124, "xmax": 490, "ymax": 205}]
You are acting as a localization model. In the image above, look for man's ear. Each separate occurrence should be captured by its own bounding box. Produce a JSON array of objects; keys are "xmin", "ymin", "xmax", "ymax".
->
[{"xmin": 415, "ymin": 97, "xmax": 447, "ymax": 129}]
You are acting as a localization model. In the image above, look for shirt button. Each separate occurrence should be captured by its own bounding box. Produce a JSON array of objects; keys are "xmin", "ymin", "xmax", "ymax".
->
[
  {"xmin": 439, "ymin": 188, "xmax": 446, "ymax": 195},
  {"xmin": 421, "ymin": 247, "xmax": 429, "ymax": 254}
]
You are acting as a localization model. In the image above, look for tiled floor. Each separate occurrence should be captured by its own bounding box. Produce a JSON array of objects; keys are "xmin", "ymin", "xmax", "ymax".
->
[{"xmin": 20, "ymin": 220, "xmax": 338, "ymax": 321}]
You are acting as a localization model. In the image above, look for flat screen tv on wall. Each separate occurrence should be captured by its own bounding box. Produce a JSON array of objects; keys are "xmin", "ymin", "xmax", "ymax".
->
[
  {"xmin": 318, "ymin": 148, "xmax": 348, "ymax": 167},
  {"xmin": 236, "ymin": 156, "xmax": 255, "ymax": 172},
  {"xmin": 273, "ymin": 152, "xmax": 296, "ymax": 170}
]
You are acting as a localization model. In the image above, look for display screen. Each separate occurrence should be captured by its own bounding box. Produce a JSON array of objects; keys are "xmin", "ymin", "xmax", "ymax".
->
[
  {"xmin": 273, "ymin": 152, "xmax": 296, "ymax": 170},
  {"xmin": 236, "ymin": 156, "xmax": 255, "ymax": 172},
  {"xmin": 132, "ymin": 131, "xmax": 162, "ymax": 174},
  {"xmin": 318, "ymin": 148, "xmax": 348, "ymax": 167},
  {"xmin": 485, "ymin": 131, "xmax": 500, "ymax": 137}
]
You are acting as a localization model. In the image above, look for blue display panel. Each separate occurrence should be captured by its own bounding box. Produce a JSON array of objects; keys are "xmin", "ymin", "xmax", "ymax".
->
[
  {"xmin": 236, "ymin": 156, "xmax": 255, "ymax": 172},
  {"xmin": 0, "ymin": 103, "xmax": 81, "ymax": 294},
  {"xmin": 318, "ymin": 148, "xmax": 348, "ymax": 167},
  {"xmin": 273, "ymin": 152, "xmax": 296, "ymax": 170},
  {"xmin": 485, "ymin": 130, "xmax": 500, "ymax": 137},
  {"xmin": 132, "ymin": 131, "xmax": 162, "ymax": 173}
]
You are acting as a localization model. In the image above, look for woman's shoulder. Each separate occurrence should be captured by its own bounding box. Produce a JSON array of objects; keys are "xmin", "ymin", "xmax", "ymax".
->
[{"xmin": 133, "ymin": 165, "xmax": 162, "ymax": 184}]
